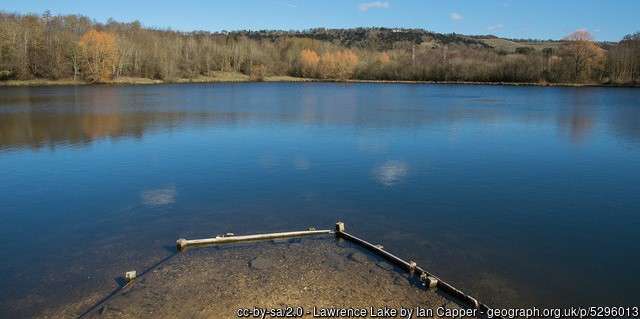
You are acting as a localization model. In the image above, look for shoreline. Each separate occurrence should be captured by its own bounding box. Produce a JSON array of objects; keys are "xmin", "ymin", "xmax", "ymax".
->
[{"xmin": 1, "ymin": 76, "xmax": 638, "ymax": 88}]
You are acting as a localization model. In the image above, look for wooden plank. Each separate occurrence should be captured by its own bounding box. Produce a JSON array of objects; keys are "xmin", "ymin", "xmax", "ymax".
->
[{"xmin": 177, "ymin": 229, "xmax": 331, "ymax": 250}]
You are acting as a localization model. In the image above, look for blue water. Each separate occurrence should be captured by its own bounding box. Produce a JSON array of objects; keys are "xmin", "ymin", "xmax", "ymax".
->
[{"xmin": 1, "ymin": 83, "xmax": 639, "ymax": 317}]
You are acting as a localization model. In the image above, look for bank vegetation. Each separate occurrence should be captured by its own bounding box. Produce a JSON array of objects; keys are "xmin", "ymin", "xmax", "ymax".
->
[{"xmin": 1, "ymin": 11, "xmax": 639, "ymax": 85}]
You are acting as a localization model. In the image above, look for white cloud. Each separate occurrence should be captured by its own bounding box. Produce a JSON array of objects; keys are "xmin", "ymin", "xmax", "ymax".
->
[
  {"xmin": 141, "ymin": 186, "xmax": 176, "ymax": 206},
  {"xmin": 450, "ymin": 12, "xmax": 463, "ymax": 21},
  {"xmin": 359, "ymin": 1, "xmax": 390, "ymax": 12},
  {"xmin": 487, "ymin": 24, "xmax": 504, "ymax": 31},
  {"xmin": 372, "ymin": 160, "xmax": 409, "ymax": 186},
  {"xmin": 278, "ymin": 1, "xmax": 297, "ymax": 8}
]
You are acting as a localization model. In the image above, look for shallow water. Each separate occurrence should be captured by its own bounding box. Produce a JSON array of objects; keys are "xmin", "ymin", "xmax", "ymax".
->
[
  {"xmin": 1, "ymin": 83, "xmax": 639, "ymax": 317},
  {"xmin": 81, "ymin": 236, "xmax": 460, "ymax": 319}
]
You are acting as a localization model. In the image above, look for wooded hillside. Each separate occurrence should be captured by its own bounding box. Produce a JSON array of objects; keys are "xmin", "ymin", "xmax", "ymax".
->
[{"xmin": 1, "ymin": 11, "xmax": 639, "ymax": 84}]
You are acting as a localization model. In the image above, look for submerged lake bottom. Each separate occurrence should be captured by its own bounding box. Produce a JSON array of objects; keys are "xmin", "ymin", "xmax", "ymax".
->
[
  {"xmin": 75, "ymin": 236, "xmax": 464, "ymax": 319},
  {"xmin": 0, "ymin": 82, "xmax": 639, "ymax": 317}
]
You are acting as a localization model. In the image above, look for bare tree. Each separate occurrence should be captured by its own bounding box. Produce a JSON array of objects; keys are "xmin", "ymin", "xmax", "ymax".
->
[
  {"xmin": 0, "ymin": 12, "xmax": 638, "ymax": 85},
  {"xmin": 561, "ymin": 30, "xmax": 604, "ymax": 82}
]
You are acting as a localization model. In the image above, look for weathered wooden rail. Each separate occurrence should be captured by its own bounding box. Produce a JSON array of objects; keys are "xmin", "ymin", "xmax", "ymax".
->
[
  {"xmin": 334, "ymin": 222, "xmax": 484, "ymax": 311},
  {"xmin": 176, "ymin": 229, "xmax": 331, "ymax": 250}
]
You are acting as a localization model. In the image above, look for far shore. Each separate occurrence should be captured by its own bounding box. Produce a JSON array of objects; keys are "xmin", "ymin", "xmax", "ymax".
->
[{"xmin": 1, "ymin": 73, "xmax": 638, "ymax": 88}]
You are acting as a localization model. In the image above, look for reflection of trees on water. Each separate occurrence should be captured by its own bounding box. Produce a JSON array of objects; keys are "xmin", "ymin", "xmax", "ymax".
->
[
  {"xmin": 0, "ymin": 110, "xmax": 188, "ymax": 150},
  {"xmin": 554, "ymin": 88, "xmax": 640, "ymax": 145},
  {"xmin": 1, "ymin": 85, "xmax": 639, "ymax": 150},
  {"xmin": 565, "ymin": 113, "xmax": 594, "ymax": 143},
  {"xmin": 0, "ymin": 87, "xmax": 246, "ymax": 150},
  {"xmin": 554, "ymin": 88, "xmax": 598, "ymax": 144}
]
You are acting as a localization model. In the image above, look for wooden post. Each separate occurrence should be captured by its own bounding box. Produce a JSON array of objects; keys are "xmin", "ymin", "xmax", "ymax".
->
[
  {"xmin": 125, "ymin": 270, "xmax": 136, "ymax": 282},
  {"xmin": 409, "ymin": 261, "xmax": 417, "ymax": 275},
  {"xmin": 420, "ymin": 273, "xmax": 438, "ymax": 289},
  {"xmin": 335, "ymin": 221, "xmax": 345, "ymax": 233},
  {"xmin": 176, "ymin": 238, "xmax": 188, "ymax": 251}
]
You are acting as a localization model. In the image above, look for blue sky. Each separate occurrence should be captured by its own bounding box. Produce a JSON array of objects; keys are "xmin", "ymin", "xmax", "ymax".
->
[{"xmin": 2, "ymin": 0, "xmax": 639, "ymax": 41}]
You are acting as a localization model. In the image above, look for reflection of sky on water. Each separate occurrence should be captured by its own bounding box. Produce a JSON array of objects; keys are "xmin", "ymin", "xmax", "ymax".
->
[
  {"xmin": 1, "ymin": 84, "xmax": 640, "ymax": 150},
  {"xmin": 141, "ymin": 186, "xmax": 176, "ymax": 206},
  {"xmin": 1, "ymin": 83, "xmax": 640, "ymax": 317},
  {"xmin": 372, "ymin": 160, "xmax": 409, "ymax": 186},
  {"xmin": 292, "ymin": 155, "xmax": 311, "ymax": 171},
  {"xmin": 357, "ymin": 137, "xmax": 389, "ymax": 154},
  {"xmin": 258, "ymin": 153, "xmax": 279, "ymax": 169}
]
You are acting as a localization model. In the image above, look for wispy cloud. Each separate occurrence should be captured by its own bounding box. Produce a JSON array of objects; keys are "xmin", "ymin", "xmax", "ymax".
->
[
  {"xmin": 359, "ymin": 1, "xmax": 390, "ymax": 12},
  {"xmin": 487, "ymin": 24, "xmax": 504, "ymax": 31},
  {"xmin": 277, "ymin": 1, "xmax": 297, "ymax": 8},
  {"xmin": 450, "ymin": 12, "xmax": 463, "ymax": 21}
]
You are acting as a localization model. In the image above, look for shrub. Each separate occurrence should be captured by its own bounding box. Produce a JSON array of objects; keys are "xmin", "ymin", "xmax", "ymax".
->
[{"xmin": 0, "ymin": 70, "xmax": 13, "ymax": 81}]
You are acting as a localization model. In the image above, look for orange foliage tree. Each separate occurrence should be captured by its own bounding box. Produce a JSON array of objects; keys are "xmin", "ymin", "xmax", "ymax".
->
[
  {"xmin": 78, "ymin": 29, "xmax": 118, "ymax": 82},
  {"xmin": 335, "ymin": 50, "xmax": 359, "ymax": 79},
  {"xmin": 318, "ymin": 50, "xmax": 359, "ymax": 79},
  {"xmin": 378, "ymin": 52, "xmax": 391, "ymax": 64},
  {"xmin": 298, "ymin": 49, "xmax": 320, "ymax": 77}
]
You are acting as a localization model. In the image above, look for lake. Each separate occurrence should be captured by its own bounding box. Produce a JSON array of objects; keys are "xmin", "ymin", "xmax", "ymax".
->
[{"xmin": 1, "ymin": 83, "xmax": 639, "ymax": 317}]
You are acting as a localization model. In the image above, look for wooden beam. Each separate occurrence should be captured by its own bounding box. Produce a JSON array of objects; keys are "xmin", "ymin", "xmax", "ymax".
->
[{"xmin": 177, "ymin": 229, "xmax": 331, "ymax": 251}]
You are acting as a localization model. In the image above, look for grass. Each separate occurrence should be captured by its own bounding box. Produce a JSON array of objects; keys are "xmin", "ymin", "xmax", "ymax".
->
[
  {"xmin": 478, "ymin": 38, "xmax": 561, "ymax": 53},
  {"xmin": 0, "ymin": 78, "xmax": 85, "ymax": 86},
  {"xmin": 0, "ymin": 72, "xmax": 311, "ymax": 87},
  {"xmin": 264, "ymin": 75, "xmax": 312, "ymax": 82},
  {"xmin": 185, "ymin": 72, "xmax": 250, "ymax": 82},
  {"xmin": 109, "ymin": 77, "xmax": 163, "ymax": 85},
  {"xmin": 2, "ymin": 72, "xmax": 636, "ymax": 88}
]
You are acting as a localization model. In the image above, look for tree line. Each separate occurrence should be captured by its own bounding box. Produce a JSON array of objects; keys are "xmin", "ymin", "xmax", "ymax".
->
[{"xmin": 1, "ymin": 11, "xmax": 639, "ymax": 84}]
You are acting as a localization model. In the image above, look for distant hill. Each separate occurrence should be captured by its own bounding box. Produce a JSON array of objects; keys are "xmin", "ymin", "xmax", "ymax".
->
[
  {"xmin": 219, "ymin": 28, "xmax": 493, "ymax": 50},
  {"xmin": 217, "ymin": 28, "xmax": 599, "ymax": 54}
]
